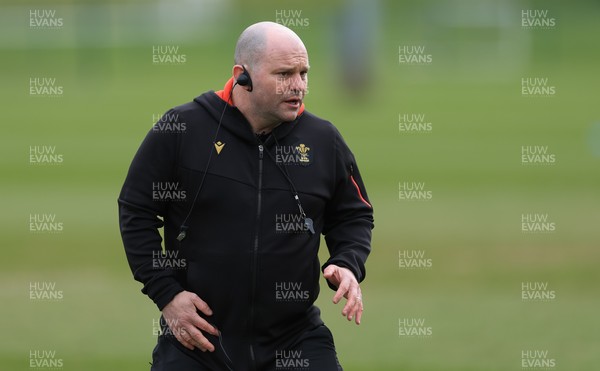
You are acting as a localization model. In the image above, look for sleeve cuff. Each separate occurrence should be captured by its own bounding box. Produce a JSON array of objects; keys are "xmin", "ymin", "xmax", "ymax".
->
[{"xmin": 143, "ymin": 276, "xmax": 185, "ymax": 311}]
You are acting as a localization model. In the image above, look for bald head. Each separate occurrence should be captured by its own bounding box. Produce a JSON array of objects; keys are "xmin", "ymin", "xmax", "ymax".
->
[
  {"xmin": 234, "ymin": 21, "xmax": 306, "ymax": 68},
  {"xmin": 231, "ymin": 22, "xmax": 310, "ymax": 133}
]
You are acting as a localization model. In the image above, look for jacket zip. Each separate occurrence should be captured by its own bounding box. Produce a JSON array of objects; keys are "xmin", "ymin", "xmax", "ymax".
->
[{"xmin": 249, "ymin": 144, "xmax": 264, "ymax": 370}]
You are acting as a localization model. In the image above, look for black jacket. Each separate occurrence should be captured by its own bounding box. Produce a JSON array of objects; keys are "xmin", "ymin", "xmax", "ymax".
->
[{"xmin": 118, "ymin": 84, "xmax": 374, "ymax": 369}]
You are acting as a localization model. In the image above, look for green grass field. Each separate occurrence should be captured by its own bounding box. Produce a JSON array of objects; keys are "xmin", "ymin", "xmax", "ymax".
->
[{"xmin": 1, "ymin": 1, "xmax": 599, "ymax": 370}]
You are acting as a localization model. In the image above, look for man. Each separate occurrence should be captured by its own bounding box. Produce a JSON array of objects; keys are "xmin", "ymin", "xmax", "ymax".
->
[{"xmin": 119, "ymin": 21, "xmax": 373, "ymax": 370}]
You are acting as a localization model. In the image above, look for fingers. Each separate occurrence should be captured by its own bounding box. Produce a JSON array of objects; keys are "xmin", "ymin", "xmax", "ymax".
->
[
  {"xmin": 191, "ymin": 294, "xmax": 214, "ymax": 317},
  {"xmin": 174, "ymin": 326, "xmax": 216, "ymax": 352},
  {"xmin": 185, "ymin": 326, "xmax": 216, "ymax": 352},
  {"xmin": 350, "ymin": 290, "xmax": 363, "ymax": 325},
  {"xmin": 168, "ymin": 320, "xmax": 216, "ymax": 352},
  {"xmin": 322, "ymin": 265, "xmax": 335, "ymax": 280},
  {"xmin": 341, "ymin": 285, "xmax": 360, "ymax": 322},
  {"xmin": 354, "ymin": 292, "xmax": 364, "ymax": 325},
  {"xmin": 325, "ymin": 266, "xmax": 364, "ymax": 325},
  {"xmin": 174, "ymin": 328, "xmax": 196, "ymax": 351},
  {"xmin": 190, "ymin": 313, "xmax": 219, "ymax": 337},
  {"xmin": 190, "ymin": 295, "xmax": 219, "ymax": 336},
  {"xmin": 332, "ymin": 279, "xmax": 349, "ymax": 304},
  {"xmin": 170, "ymin": 318, "xmax": 216, "ymax": 352},
  {"xmin": 162, "ymin": 291, "xmax": 217, "ymax": 351},
  {"xmin": 324, "ymin": 265, "xmax": 343, "ymax": 302}
]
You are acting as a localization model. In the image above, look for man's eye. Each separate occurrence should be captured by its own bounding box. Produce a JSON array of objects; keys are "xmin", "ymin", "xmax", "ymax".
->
[{"xmin": 279, "ymin": 72, "xmax": 289, "ymax": 77}]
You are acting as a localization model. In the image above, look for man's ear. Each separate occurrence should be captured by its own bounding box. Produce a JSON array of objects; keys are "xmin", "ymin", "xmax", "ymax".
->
[
  {"xmin": 232, "ymin": 65, "xmax": 245, "ymax": 82},
  {"xmin": 232, "ymin": 65, "xmax": 252, "ymax": 91}
]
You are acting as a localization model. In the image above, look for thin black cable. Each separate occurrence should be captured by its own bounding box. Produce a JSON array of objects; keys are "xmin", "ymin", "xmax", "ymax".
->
[
  {"xmin": 259, "ymin": 135, "xmax": 314, "ymax": 234},
  {"xmin": 269, "ymin": 136, "xmax": 300, "ymax": 191},
  {"xmin": 177, "ymin": 84, "xmax": 237, "ymax": 241},
  {"xmin": 174, "ymin": 87, "xmax": 238, "ymax": 367},
  {"xmin": 216, "ymin": 329, "xmax": 235, "ymax": 371}
]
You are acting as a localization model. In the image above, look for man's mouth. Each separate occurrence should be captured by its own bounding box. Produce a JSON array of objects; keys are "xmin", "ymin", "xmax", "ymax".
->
[{"xmin": 283, "ymin": 97, "xmax": 302, "ymax": 108}]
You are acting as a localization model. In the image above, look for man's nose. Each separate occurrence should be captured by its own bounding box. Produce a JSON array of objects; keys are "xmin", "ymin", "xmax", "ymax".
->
[{"xmin": 289, "ymin": 74, "xmax": 307, "ymax": 94}]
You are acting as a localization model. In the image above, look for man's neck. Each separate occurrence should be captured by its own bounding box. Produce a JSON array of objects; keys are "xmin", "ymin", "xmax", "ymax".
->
[
  {"xmin": 247, "ymin": 118, "xmax": 279, "ymax": 134},
  {"xmin": 232, "ymin": 90, "xmax": 279, "ymax": 134}
]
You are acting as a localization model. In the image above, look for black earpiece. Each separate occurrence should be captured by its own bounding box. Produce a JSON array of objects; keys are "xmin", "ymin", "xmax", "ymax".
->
[{"xmin": 236, "ymin": 65, "xmax": 253, "ymax": 92}]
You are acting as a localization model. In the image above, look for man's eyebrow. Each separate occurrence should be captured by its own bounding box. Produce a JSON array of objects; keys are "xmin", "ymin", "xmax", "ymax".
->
[{"xmin": 274, "ymin": 64, "xmax": 310, "ymax": 72}]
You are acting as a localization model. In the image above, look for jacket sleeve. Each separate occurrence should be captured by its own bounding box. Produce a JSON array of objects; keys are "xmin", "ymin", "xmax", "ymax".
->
[
  {"xmin": 322, "ymin": 128, "xmax": 374, "ymax": 289},
  {"xmin": 118, "ymin": 109, "xmax": 184, "ymax": 310}
]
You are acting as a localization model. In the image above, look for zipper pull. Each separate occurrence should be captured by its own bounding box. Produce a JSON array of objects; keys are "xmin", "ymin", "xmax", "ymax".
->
[{"xmin": 258, "ymin": 144, "xmax": 264, "ymax": 159}]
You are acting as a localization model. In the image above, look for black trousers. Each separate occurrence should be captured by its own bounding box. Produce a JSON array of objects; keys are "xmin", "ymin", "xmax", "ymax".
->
[{"xmin": 150, "ymin": 325, "xmax": 343, "ymax": 371}]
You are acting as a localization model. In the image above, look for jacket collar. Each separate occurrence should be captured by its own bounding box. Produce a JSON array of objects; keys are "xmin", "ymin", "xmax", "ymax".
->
[{"xmin": 193, "ymin": 78, "xmax": 305, "ymax": 145}]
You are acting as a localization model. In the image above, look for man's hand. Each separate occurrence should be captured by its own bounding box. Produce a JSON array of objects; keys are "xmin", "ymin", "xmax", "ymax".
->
[
  {"xmin": 161, "ymin": 291, "xmax": 219, "ymax": 351},
  {"xmin": 323, "ymin": 265, "xmax": 363, "ymax": 325}
]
